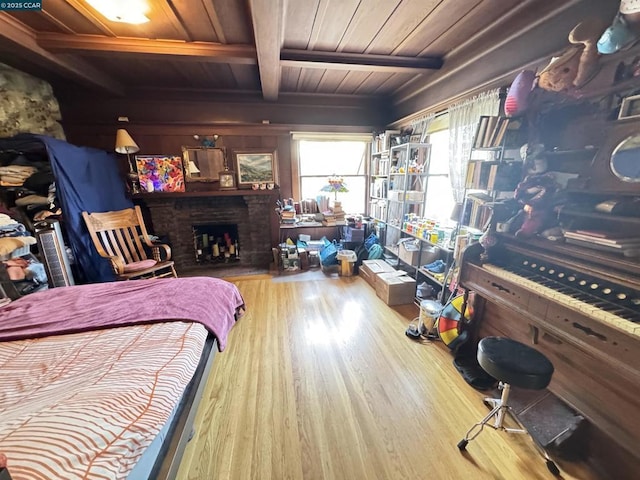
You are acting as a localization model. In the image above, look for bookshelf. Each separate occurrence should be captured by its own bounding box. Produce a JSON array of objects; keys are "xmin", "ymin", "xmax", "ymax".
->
[
  {"xmin": 462, "ymin": 116, "xmax": 524, "ymax": 231},
  {"xmin": 473, "ymin": 115, "xmax": 511, "ymax": 149}
]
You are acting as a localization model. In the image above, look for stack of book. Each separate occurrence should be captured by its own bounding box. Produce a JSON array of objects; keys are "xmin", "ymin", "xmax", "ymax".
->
[
  {"xmin": 331, "ymin": 201, "xmax": 346, "ymax": 224},
  {"xmin": 563, "ymin": 230, "xmax": 640, "ymax": 255},
  {"xmin": 322, "ymin": 212, "xmax": 336, "ymax": 226},
  {"xmin": 280, "ymin": 207, "xmax": 297, "ymax": 225}
]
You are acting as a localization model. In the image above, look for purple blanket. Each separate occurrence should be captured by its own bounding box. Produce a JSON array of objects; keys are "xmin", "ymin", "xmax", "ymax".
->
[{"xmin": 0, "ymin": 277, "xmax": 245, "ymax": 351}]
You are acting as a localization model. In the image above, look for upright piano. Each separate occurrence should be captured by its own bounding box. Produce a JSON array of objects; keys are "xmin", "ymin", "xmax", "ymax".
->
[
  {"xmin": 458, "ymin": 116, "xmax": 640, "ymax": 476},
  {"xmin": 460, "ymin": 222, "xmax": 640, "ymax": 476}
]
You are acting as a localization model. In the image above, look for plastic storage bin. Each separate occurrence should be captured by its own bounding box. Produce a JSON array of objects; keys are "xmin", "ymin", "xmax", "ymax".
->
[{"xmin": 336, "ymin": 249, "xmax": 357, "ymax": 277}]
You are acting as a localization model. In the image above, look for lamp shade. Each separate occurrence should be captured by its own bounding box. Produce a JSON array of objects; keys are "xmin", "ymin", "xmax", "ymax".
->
[
  {"xmin": 115, "ymin": 128, "xmax": 140, "ymax": 154},
  {"xmin": 188, "ymin": 160, "xmax": 201, "ymax": 174}
]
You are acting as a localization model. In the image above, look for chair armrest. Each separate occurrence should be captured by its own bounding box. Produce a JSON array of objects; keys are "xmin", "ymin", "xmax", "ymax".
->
[
  {"xmin": 151, "ymin": 243, "xmax": 172, "ymax": 261},
  {"xmin": 106, "ymin": 255, "xmax": 126, "ymax": 275}
]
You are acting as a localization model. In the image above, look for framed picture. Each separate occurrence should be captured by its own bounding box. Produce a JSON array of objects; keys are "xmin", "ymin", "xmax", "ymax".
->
[
  {"xmin": 618, "ymin": 94, "xmax": 640, "ymax": 120},
  {"xmin": 135, "ymin": 155, "xmax": 185, "ymax": 192},
  {"xmin": 233, "ymin": 149, "xmax": 277, "ymax": 188}
]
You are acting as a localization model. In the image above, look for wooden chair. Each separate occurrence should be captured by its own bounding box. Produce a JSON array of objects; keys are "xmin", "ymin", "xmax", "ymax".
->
[{"xmin": 82, "ymin": 206, "xmax": 177, "ymax": 280}]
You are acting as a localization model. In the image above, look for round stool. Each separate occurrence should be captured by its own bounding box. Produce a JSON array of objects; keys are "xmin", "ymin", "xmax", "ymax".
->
[
  {"xmin": 478, "ymin": 337, "xmax": 553, "ymax": 390},
  {"xmin": 457, "ymin": 336, "xmax": 559, "ymax": 476}
]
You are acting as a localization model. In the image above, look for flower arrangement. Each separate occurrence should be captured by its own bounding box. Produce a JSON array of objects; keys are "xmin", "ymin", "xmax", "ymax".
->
[{"xmin": 320, "ymin": 175, "xmax": 348, "ymax": 200}]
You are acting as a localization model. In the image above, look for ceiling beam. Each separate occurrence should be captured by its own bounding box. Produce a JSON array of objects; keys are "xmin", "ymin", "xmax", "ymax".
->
[
  {"xmin": 0, "ymin": 13, "xmax": 123, "ymax": 95},
  {"xmin": 248, "ymin": 0, "xmax": 283, "ymax": 101},
  {"xmin": 281, "ymin": 49, "xmax": 443, "ymax": 73},
  {"xmin": 36, "ymin": 32, "xmax": 257, "ymax": 65}
]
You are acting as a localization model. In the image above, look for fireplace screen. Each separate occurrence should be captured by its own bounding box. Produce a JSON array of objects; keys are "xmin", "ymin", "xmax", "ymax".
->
[{"xmin": 192, "ymin": 224, "xmax": 239, "ymax": 264}]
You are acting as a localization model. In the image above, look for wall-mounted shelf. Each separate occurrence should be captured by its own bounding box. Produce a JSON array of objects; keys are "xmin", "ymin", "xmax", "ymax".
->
[
  {"xmin": 417, "ymin": 267, "xmax": 445, "ymax": 287},
  {"xmin": 132, "ymin": 189, "xmax": 278, "ymax": 199}
]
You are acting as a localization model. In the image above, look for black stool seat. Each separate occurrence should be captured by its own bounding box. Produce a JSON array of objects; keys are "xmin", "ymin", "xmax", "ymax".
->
[{"xmin": 478, "ymin": 337, "xmax": 554, "ymax": 390}]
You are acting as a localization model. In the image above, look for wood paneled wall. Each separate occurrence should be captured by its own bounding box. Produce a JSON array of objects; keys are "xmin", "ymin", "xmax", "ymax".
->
[
  {"xmin": 64, "ymin": 123, "xmax": 294, "ymax": 197},
  {"xmin": 58, "ymin": 90, "xmax": 379, "ymax": 199}
]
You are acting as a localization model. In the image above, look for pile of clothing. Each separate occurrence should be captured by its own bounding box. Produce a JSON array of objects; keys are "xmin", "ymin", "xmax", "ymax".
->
[
  {"xmin": 0, "ymin": 209, "xmax": 48, "ymax": 297},
  {"xmin": 0, "ymin": 165, "xmax": 37, "ymax": 187},
  {"xmin": 0, "ymin": 146, "xmax": 60, "ymax": 223},
  {"xmin": 0, "ymin": 212, "xmax": 36, "ymax": 258}
]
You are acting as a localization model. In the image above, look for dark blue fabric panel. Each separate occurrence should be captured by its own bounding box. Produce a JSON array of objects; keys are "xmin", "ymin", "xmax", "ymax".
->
[{"xmin": 36, "ymin": 135, "xmax": 133, "ymax": 283}]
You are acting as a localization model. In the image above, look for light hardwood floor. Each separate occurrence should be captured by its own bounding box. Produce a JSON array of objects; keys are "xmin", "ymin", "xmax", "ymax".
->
[{"xmin": 176, "ymin": 273, "xmax": 597, "ymax": 480}]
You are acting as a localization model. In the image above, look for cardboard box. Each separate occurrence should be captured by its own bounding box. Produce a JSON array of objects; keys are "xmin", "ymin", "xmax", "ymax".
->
[
  {"xmin": 388, "ymin": 190, "xmax": 403, "ymax": 202},
  {"xmin": 398, "ymin": 239, "xmax": 420, "ymax": 266},
  {"xmin": 405, "ymin": 190, "xmax": 424, "ymax": 202},
  {"xmin": 375, "ymin": 272, "xmax": 417, "ymax": 306},
  {"xmin": 359, "ymin": 259, "xmax": 395, "ymax": 287}
]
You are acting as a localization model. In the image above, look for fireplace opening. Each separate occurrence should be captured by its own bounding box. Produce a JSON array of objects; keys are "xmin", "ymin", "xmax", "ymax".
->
[{"xmin": 192, "ymin": 223, "xmax": 240, "ymax": 265}]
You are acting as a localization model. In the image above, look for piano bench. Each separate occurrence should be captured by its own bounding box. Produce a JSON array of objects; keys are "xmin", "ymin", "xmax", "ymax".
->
[{"xmin": 457, "ymin": 337, "xmax": 560, "ymax": 476}]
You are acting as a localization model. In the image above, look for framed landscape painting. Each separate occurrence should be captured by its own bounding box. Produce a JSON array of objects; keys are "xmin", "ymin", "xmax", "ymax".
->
[{"xmin": 233, "ymin": 149, "xmax": 277, "ymax": 187}]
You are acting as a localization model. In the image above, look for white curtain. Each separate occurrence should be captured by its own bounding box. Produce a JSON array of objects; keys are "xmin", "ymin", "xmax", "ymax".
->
[
  {"xmin": 410, "ymin": 113, "xmax": 436, "ymax": 143},
  {"xmin": 448, "ymin": 89, "xmax": 500, "ymax": 203}
]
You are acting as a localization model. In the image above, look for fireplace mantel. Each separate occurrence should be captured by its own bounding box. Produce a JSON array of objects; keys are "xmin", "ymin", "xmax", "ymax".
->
[{"xmin": 132, "ymin": 189, "xmax": 279, "ymax": 200}]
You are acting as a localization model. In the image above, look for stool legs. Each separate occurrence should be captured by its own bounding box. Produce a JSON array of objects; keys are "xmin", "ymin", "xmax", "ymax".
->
[
  {"xmin": 457, "ymin": 382, "xmax": 524, "ymax": 451},
  {"xmin": 457, "ymin": 382, "xmax": 560, "ymax": 476}
]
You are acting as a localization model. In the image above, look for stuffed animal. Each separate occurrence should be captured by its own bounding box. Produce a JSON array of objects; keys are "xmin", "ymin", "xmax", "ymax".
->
[
  {"xmin": 537, "ymin": 47, "xmax": 582, "ymax": 94},
  {"xmin": 538, "ymin": 18, "xmax": 608, "ymax": 93},
  {"xmin": 504, "ymin": 70, "xmax": 536, "ymax": 117},
  {"xmin": 513, "ymin": 173, "xmax": 560, "ymax": 238},
  {"xmin": 569, "ymin": 18, "xmax": 609, "ymax": 87}
]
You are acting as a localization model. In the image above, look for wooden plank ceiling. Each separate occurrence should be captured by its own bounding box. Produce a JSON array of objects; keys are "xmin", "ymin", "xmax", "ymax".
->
[{"xmin": 0, "ymin": 0, "xmax": 602, "ymax": 110}]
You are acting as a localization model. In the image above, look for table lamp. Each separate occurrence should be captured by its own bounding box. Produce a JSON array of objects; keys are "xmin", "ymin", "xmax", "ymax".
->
[{"xmin": 115, "ymin": 128, "xmax": 141, "ymax": 193}]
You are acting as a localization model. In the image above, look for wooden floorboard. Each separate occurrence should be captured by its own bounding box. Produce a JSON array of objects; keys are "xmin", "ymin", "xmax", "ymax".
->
[{"xmin": 176, "ymin": 273, "xmax": 598, "ymax": 480}]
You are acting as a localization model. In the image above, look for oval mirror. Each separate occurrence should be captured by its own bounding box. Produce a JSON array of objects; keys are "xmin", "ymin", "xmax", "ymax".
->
[
  {"xmin": 182, "ymin": 146, "xmax": 226, "ymax": 182},
  {"xmin": 611, "ymin": 134, "xmax": 640, "ymax": 182}
]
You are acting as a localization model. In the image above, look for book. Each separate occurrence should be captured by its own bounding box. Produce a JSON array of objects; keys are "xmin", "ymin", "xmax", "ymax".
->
[
  {"xmin": 564, "ymin": 238, "xmax": 640, "ymax": 256},
  {"xmin": 483, "ymin": 116, "xmax": 499, "ymax": 147},
  {"xmin": 467, "ymin": 191, "xmax": 494, "ymax": 204},
  {"xmin": 465, "ymin": 161, "xmax": 476, "ymax": 188},
  {"xmin": 473, "ymin": 116, "xmax": 489, "ymax": 148},
  {"xmin": 564, "ymin": 231, "xmax": 640, "ymax": 247},
  {"xmin": 487, "ymin": 164, "xmax": 499, "ymax": 190},
  {"xmin": 574, "ymin": 230, "xmax": 638, "ymax": 240},
  {"xmin": 492, "ymin": 117, "xmax": 511, "ymax": 147}
]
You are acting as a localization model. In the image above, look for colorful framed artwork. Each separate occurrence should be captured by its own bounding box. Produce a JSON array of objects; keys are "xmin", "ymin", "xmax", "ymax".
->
[
  {"xmin": 233, "ymin": 149, "xmax": 277, "ymax": 188},
  {"xmin": 135, "ymin": 155, "xmax": 185, "ymax": 192}
]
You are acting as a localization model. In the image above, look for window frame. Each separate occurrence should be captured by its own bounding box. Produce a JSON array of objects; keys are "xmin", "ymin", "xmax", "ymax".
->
[{"xmin": 292, "ymin": 134, "xmax": 371, "ymax": 215}]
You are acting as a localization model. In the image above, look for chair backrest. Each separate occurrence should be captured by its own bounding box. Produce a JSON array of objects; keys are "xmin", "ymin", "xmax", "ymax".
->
[{"xmin": 82, "ymin": 206, "xmax": 153, "ymax": 273}]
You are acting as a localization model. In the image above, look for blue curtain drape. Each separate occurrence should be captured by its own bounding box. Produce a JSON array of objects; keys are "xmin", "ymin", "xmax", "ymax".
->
[{"xmin": 35, "ymin": 135, "xmax": 133, "ymax": 283}]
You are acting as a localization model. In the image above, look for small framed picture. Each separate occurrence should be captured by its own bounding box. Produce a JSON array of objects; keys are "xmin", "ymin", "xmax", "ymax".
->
[
  {"xmin": 618, "ymin": 94, "xmax": 640, "ymax": 120},
  {"xmin": 233, "ymin": 149, "xmax": 277, "ymax": 188}
]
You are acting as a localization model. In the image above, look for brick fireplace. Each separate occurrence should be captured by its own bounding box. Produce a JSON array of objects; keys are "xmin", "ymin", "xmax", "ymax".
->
[{"xmin": 137, "ymin": 191, "xmax": 278, "ymax": 272}]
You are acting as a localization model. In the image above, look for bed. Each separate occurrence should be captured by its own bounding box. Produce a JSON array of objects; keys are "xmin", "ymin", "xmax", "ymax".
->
[{"xmin": 0, "ymin": 276, "xmax": 245, "ymax": 480}]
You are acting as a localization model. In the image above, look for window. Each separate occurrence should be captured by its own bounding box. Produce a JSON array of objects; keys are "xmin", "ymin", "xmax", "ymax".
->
[
  {"xmin": 298, "ymin": 140, "xmax": 367, "ymax": 214},
  {"xmin": 424, "ymin": 129, "xmax": 455, "ymax": 224}
]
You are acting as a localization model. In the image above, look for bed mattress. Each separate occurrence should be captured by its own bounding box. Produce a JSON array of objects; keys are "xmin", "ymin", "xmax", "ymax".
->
[{"xmin": 0, "ymin": 321, "xmax": 208, "ymax": 480}]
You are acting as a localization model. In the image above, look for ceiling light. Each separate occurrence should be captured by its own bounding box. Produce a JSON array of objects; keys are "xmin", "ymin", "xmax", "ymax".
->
[{"xmin": 86, "ymin": 0, "xmax": 150, "ymax": 24}]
